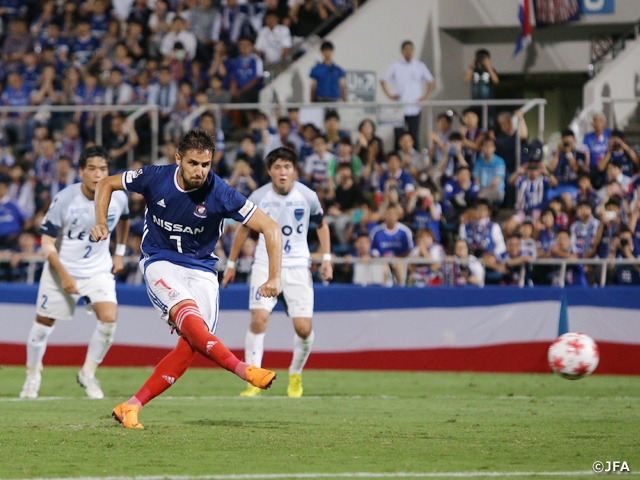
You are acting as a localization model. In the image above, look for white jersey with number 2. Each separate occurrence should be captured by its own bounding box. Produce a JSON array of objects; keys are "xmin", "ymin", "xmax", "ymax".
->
[{"xmin": 249, "ymin": 181, "xmax": 323, "ymax": 269}]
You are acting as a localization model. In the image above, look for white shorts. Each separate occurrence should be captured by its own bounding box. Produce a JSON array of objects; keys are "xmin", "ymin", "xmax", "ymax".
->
[
  {"xmin": 249, "ymin": 263, "xmax": 314, "ymax": 318},
  {"xmin": 142, "ymin": 260, "xmax": 220, "ymax": 333},
  {"xmin": 35, "ymin": 262, "xmax": 117, "ymax": 321}
]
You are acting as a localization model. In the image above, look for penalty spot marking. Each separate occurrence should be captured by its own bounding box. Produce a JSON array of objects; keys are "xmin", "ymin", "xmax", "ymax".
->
[{"xmin": 20, "ymin": 471, "xmax": 635, "ymax": 479}]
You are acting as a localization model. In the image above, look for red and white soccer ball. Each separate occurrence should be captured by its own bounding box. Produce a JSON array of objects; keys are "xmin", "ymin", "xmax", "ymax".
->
[{"xmin": 548, "ymin": 332, "xmax": 600, "ymax": 380}]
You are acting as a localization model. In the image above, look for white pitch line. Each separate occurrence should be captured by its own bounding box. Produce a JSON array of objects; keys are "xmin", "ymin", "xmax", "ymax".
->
[
  {"xmin": 13, "ymin": 472, "xmax": 618, "ymax": 480},
  {"xmin": 0, "ymin": 395, "xmax": 398, "ymax": 402}
]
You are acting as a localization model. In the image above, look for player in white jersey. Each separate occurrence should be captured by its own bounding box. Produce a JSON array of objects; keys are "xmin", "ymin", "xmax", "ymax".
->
[
  {"xmin": 19, "ymin": 146, "xmax": 130, "ymax": 400},
  {"xmin": 222, "ymin": 147, "xmax": 333, "ymax": 397}
]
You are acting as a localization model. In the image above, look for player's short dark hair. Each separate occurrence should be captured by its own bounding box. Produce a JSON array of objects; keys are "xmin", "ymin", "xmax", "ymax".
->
[
  {"xmin": 177, "ymin": 128, "xmax": 216, "ymax": 158},
  {"xmin": 79, "ymin": 145, "xmax": 111, "ymax": 169},
  {"xmin": 266, "ymin": 147, "xmax": 297, "ymax": 169}
]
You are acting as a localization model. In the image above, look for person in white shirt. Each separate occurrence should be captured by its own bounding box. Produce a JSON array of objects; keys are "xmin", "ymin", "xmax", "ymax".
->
[
  {"xmin": 160, "ymin": 16, "xmax": 197, "ymax": 60},
  {"xmin": 19, "ymin": 146, "xmax": 130, "ymax": 400},
  {"xmin": 380, "ymin": 40, "xmax": 435, "ymax": 149},
  {"xmin": 222, "ymin": 147, "xmax": 333, "ymax": 398},
  {"xmin": 255, "ymin": 11, "xmax": 292, "ymax": 66}
]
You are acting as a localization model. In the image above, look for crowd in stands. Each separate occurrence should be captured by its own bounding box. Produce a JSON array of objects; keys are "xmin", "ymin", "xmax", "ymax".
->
[{"xmin": 0, "ymin": 1, "xmax": 638, "ymax": 287}]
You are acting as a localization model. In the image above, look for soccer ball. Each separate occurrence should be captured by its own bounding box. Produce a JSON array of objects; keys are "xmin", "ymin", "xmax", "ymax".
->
[{"xmin": 548, "ymin": 332, "xmax": 600, "ymax": 380}]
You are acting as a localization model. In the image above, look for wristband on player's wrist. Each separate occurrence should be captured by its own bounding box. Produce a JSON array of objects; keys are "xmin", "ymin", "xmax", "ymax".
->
[
  {"xmin": 115, "ymin": 244, "xmax": 126, "ymax": 256},
  {"xmin": 226, "ymin": 260, "xmax": 236, "ymax": 269},
  {"xmin": 322, "ymin": 254, "xmax": 332, "ymax": 262}
]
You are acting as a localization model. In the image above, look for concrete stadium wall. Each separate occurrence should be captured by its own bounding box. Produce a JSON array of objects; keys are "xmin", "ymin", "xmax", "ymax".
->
[{"xmin": 1, "ymin": 284, "xmax": 639, "ymax": 375}]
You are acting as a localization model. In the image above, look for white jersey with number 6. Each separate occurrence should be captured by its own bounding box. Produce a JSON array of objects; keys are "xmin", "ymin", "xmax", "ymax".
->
[
  {"xmin": 40, "ymin": 183, "xmax": 130, "ymax": 278},
  {"xmin": 249, "ymin": 181, "xmax": 323, "ymax": 269}
]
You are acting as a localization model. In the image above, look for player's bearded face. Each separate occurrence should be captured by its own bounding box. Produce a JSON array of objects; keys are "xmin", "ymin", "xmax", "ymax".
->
[
  {"xmin": 269, "ymin": 159, "xmax": 295, "ymax": 194},
  {"xmin": 177, "ymin": 150, "xmax": 212, "ymax": 189}
]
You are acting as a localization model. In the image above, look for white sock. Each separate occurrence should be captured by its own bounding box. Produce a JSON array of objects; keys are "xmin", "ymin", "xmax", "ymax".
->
[
  {"xmin": 83, "ymin": 321, "xmax": 117, "ymax": 376},
  {"xmin": 245, "ymin": 331, "xmax": 265, "ymax": 368},
  {"xmin": 289, "ymin": 331, "xmax": 315, "ymax": 376},
  {"xmin": 26, "ymin": 322, "xmax": 54, "ymax": 374}
]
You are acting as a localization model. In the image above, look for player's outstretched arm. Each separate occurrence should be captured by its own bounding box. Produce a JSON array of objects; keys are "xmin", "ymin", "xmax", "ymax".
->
[
  {"xmin": 221, "ymin": 224, "xmax": 251, "ymax": 288},
  {"xmin": 316, "ymin": 220, "xmax": 333, "ymax": 282},
  {"xmin": 245, "ymin": 208, "xmax": 282, "ymax": 298},
  {"xmin": 91, "ymin": 174, "xmax": 125, "ymax": 242}
]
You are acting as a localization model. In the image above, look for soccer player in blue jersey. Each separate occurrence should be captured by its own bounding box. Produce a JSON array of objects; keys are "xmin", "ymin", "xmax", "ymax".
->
[{"xmin": 91, "ymin": 129, "xmax": 283, "ymax": 429}]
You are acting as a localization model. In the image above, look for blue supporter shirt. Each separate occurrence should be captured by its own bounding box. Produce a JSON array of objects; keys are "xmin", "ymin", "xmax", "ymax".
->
[
  {"xmin": 537, "ymin": 227, "xmax": 557, "ymax": 254},
  {"xmin": 309, "ymin": 61, "xmax": 345, "ymax": 100},
  {"xmin": 19, "ymin": 65, "xmax": 41, "ymax": 91},
  {"xmin": 583, "ymin": 130, "xmax": 611, "ymax": 169},
  {"xmin": 0, "ymin": 83, "xmax": 31, "ymax": 117},
  {"xmin": 610, "ymin": 150, "xmax": 635, "ymax": 178},
  {"xmin": 515, "ymin": 175, "xmax": 549, "ymax": 212},
  {"xmin": 378, "ymin": 169, "xmax": 415, "ymax": 195},
  {"xmin": 121, "ymin": 164, "xmax": 258, "ymax": 273},
  {"xmin": 72, "ymin": 36, "xmax": 101, "ymax": 67},
  {"xmin": 369, "ymin": 223, "xmax": 414, "ymax": 257},
  {"xmin": 473, "ymin": 154, "xmax": 506, "ymax": 195},
  {"xmin": 554, "ymin": 150, "xmax": 586, "ymax": 186},
  {"xmin": 230, "ymin": 53, "xmax": 263, "ymax": 89},
  {"xmin": 90, "ymin": 13, "xmax": 111, "ymax": 38},
  {"xmin": 0, "ymin": 198, "xmax": 23, "ymax": 239}
]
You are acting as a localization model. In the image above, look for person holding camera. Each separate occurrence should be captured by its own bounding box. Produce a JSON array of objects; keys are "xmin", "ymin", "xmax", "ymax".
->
[
  {"xmin": 597, "ymin": 130, "xmax": 639, "ymax": 179},
  {"xmin": 611, "ymin": 226, "xmax": 640, "ymax": 285},
  {"xmin": 547, "ymin": 129, "xmax": 587, "ymax": 204},
  {"xmin": 464, "ymin": 48, "xmax": 499, "ymax": 101}
]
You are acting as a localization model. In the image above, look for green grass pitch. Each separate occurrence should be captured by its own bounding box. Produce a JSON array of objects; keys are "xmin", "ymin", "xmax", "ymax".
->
[{"xmin": 0, "ymin": 366, "xmax": 638, "ymax": 479}]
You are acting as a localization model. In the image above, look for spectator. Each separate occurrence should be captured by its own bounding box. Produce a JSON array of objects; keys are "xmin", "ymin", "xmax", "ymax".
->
[
  {"xmin": 6, "ymin": 231, "xmax": 41, "ymax": 282},
  {"xmin": 20, "ymin": 51, "xmax": 41, "ymax": 92},
  {"xmin": 290, "ymin": 0, "xmax": 328, "ymax": 38},
  {"xmin": 370, "ymin": 204, "xmax": 414, "ymax": 284},
  {"xmin": 464, "ymin": 48, "xmax": 499, "ymax": 124},
  {"xmin": 60, "ymin": 1, "xmax": 81, "ymax": 39},
  {"xmin": 615, "ymin": 226, "xmax": 640, "ymax": 285},
  {"xmin": 519, "ymin": 221, "xmax": 537, "ymax": 259},
  {"xmin": 90, "ymin": 0, "xmax": 113, "ymax": 38},
  {"xmin": 398, "ymin": 131, "xmax": 427, "ymax": 181},
  {"xmin": 361, "ymin": 137, "xmax": 386, "ymax": 194},
  {"xmin": 74, "ymin": 73, "xmax": 105, "ymax": 140},
  {"xmin": 160, "ymin": 16, "xmax": 197, "ymax": 61},
  {"xmin": 196, "ymin": 112, "xmax": 226, "ymax": 174},
  {"xmin": 208, "ymin": 40, "xmax": 233, "ymax": 90},
  {"xmin": 211, "ymin": 0, "xmax": 252, "ymax": 44},
  {"xmin": 103, "ymin": 114, "xmax": 139, "ymax": 172},
  {"xmin": 436, "ymin": 131, "xmax": 468, "ymax": 182},
  {"xmin": 508, "ymin": 159, "xmax": 557, "ymax": 224},
  {"xmin": 572, "ymin": 173, "xmax": 599, "ymax": 211},
  {"xmin": 550, "ymin": 229, "xmax": 587, "ymax": 287},
  {"xmin": 348, "ymin": 232, "xmax": 388, "ymax": 286},
  {"xmin": 598, "ymin": 130, "xmax": 639, "ymax": 179},
  {"xmin": 582, "ymin": 112, "xmax": 611, "ymax": 186},
  {"xmin": 49, "ymin": 155, "xmax": 79, "ymax": 199},
  {"xmin": 233, "ymin": 237, "xmax": 257, "ymax": 284},
  {"xmin": 408, "ymin": 228, "xmax": 445, "ymax": 287},
  {"xmin": 185, "ymin": 0, "xmax": 218, "ymax": 62},
  {"xmin": 229, "ymin": 36, "xmax": 263, "ymax": 103},
  {"xmin": 0, "ymin": 178, "xmax": 24, "ymax": 250},
  {"xmin": 104, "ymin": 68, "xmax": 135, "ymax": 106},
  {"xmin": 255, "ymin": 11, "xmax": 292, "ymax": 66},
  {"xmin": 97, "ymin": 20, "xmax": 123, "ymax": 62},
  {"xmin": 329, "ymin": 137, "xmax": 362, "ymax": 184},
  {"xmin": 148, "ymin": 66, "xmax": 178, "ymax": 136},
  {"xmin": 148, "ymin": 0, "xmax": 176, "ymax": 56},
  {"xmin": 379, "ymin": 151, "xmax": 415, "ymax": 207},
  {"xmin": 238, "ymin": 135, "xmax": 265, "ymax": 184},
  {"xmin": 498, "ymin": 233, "xmax": 533, "ymax": 286},
  {"xmin": 32, "ymin": 137, "xmax": 58, "ymax": 195},
  {"xmin": 442, "ymin": 166, "xmax": 480, "ymax": 224},
  {"xmin": 125, "ymin": 21, "xmax": 147, "ymax": 62},
  {"xmin": 207, "ymin": 74, "xmax": 232, "ymax": 104},
  {"xmin": 571, "ymin": 200, "xmax": 600, "ymax": 258},
  {"xmin": 354, "ymin": 118, "xmax": 380, "ymax": 159},
  {"xmin": 1, "ymin": 72, "xmax": 34, "ymax": 149},
  {"xmin": 128, "ymin": 0, "xmax": 154, "ymax": 36},
  {"xmin": 164, "ymin": 81, "xmax": 194, "ymax": 143},
  {"xmin": 59, "ymin": 122, "xmax": 83, "ymax": 167},
  {"xmin": 459, "ymin": 108, "xmax": 485, "ymax": 170},
  {"xmin": 304, "ymin": 134, "xmax": 335, "ymax": 194},
  {"xmin": 599, "ymin": 161, "xmax": 632, "ymax": 200},
  {"xmin": 323, "ymin": 109, "xmax": 350, "ymax": 153},
  {"xmin": 108, "ymin": 43, "xmax": 137, "ymax": 84},
  {"xmin": 299, "ymin": 123, "xmax": 319, "ymax": 167},
  {"xmin": 31, "ymin": 1, "xmax": 57, "ymax": 39},
  {"xmin": 548, "ymin": 196, "xmax": 570, "ymax": 230},
  {"xmin": 226, "ymin": 156, "xmax": 258, "ymax": 197},
  {"xmin": 7, "ymin": 165, "xmax": 35, "ymax": 222},
  {"xmin": 380, "ymin": 40, "xmax": 434, "ymax": 148},
  {"xmin": 265, "ymin": 117, "xmax": 302, "ymax": 158},
  {"xmin": 325, "ymin": 163, "xmax": 365, "ymax": 245},
  {"xmin": 536, "ymin": 208, "xmax": 557, "ymax": 259},
  {"xmin": 37, "ymin": 23, "xmax": 69, "ymax": 59},
  {"xmin": 2, "ymin": 19, "xmax": 34, "ymax": 71},
  {"xmin": 448, "ymin": 239, "xmax": 484, "ymax": 286},
  {"xmin": 589, "ymin": 199, "xmax": 625, "ymax": 260},
  {"xmin": 71, "ymin": 20, "xmax": 101, "ymax": 70},
  {"xmin": 411, "ymin": 186, "xmax": 442, "ymax": 241},
  {"xmin": 309, "ymin": 40, "xmax": 346, "ymax": 103},
  {"xmin": 474, "ymin": 136, "xmax": 506, "ymax": 205},
  {"xmin": 494, "ymin": 110, "xmax": 528, "ymax": 207},
  {"xmin": 429, "ymin": 112, "xmax": 453, "ymax": 165},
  {"xmin": 547, "ymin": 130, "xmax": 587, "ymax": 204},
  {"xmin": 459, "ymin": 199, "xmax": 506, "ymax": 274}
]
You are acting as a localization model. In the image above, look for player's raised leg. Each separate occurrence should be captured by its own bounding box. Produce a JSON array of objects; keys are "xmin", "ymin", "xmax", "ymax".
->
[
  {"xmin": 77, "ymin": 301, "xmax": 118, "ymax": 399},
  {"xmin": 241, "ymin": 309, "xmax": 270, "ymax": 397},
  {"xmin": 20, "ymin": 315, "xmax": 55, "ymax": 399},
  {"xmin": 288, "ymin": 317, "xmax": 315, "ymax": 398}
]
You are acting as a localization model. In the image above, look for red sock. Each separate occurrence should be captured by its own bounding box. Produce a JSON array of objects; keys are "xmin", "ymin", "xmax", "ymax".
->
[
  {"xmin": 128, "ymin": 336, "xmax": 196, "ymax": 407},
  {"xmin": 174, "ymin": 302, "xmax": 248, "ymax": 380}
]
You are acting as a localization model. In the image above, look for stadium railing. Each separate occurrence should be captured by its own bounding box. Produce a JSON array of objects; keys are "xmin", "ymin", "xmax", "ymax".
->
[
  {"xmin": 183, "ymin": 98, "xmax": 547, "ymax": 170},
  {"xmin": 0, "ymin": 104, "xmax": 159, "ymax": 168},
  {"xmin": 3, "ymin": 253, "xmax": 638, "ymax": 288}
]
